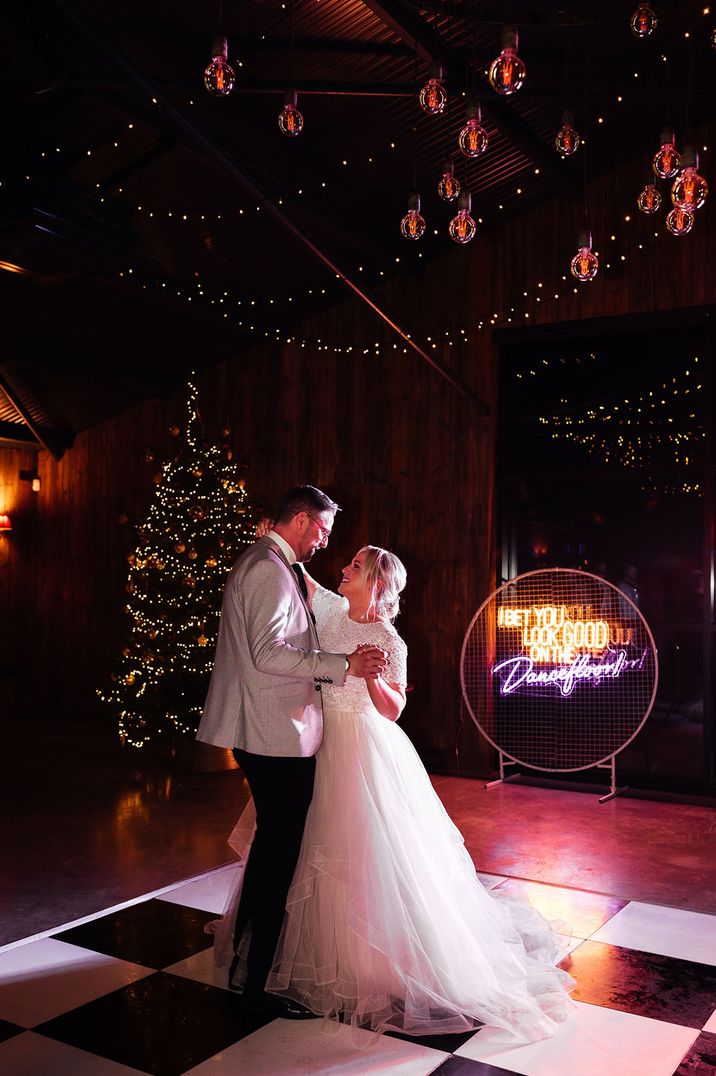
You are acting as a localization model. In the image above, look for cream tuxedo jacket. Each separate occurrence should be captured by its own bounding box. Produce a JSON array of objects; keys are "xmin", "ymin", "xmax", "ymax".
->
[{"xmin": 196, "ymin": 536, "xmax": 347, "ymax": 756}]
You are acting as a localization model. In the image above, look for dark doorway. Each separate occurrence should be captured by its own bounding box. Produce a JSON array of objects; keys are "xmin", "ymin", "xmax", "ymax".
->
[{"xmin": 497, "ymin": 313, "xmax": 715, "ymax": 794}]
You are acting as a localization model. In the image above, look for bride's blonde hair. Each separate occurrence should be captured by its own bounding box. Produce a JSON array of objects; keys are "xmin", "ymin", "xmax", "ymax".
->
[{"xmin": 360, "ymin": 546, "xmax": 407, "ymax": 623}]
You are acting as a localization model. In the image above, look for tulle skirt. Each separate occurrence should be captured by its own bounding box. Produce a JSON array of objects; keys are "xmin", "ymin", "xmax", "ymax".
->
[{"xmin": 258, "ymin": 702, "xmax": 574, "ymax": 1041}]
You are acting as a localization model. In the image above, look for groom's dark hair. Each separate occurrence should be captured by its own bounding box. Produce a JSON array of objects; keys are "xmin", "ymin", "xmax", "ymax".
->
[{"xmin": 275, "ymin": 485, "xmax": 340, "ymax": 524}]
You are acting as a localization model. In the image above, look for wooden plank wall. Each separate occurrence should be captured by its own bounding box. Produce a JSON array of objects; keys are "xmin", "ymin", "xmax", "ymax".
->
[
  {"xmin": 3, "ymin": 135, "xmax": 714, "ymax": 772},
  {"xmin": 0, "ymin": 445, "xmax": 37, "ymax": 720}
]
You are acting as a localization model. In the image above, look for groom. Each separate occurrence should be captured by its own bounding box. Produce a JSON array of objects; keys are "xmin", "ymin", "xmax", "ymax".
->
[{"xmin": 197, "ymin": 484, "xmax": 386, "ymax": 1018}]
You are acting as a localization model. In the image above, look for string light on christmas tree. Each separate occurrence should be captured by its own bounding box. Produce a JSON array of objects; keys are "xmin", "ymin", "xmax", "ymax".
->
[
  {"xmin": 665, "ymin": 205, "xmax": 694, "ymax": 235},
  {"xmin": 555, "ymin": 110, "xmax": 581, "ymax": 156},
  {"xmin": 418, "ymin": 64, "xmax": 447, "ymax": 114},
  {"xmin": 278, "ymin": 90, "xmax": 304, "ymax": 136},
  {"xmin": 671, "ymin": 145, "xmax": 709, "ymax": 211},
  {"xmin": 448, "ymin": 190, "xmax": 476, "ymax": 244},
  {"xmin": 631, "ymin": 3, "xmax": 658, "ymax": 37},
  {"xmin": 204, "ymin": 34, "xmax": 235, "ymax": 96},
  {"xmin": 458, "ymin": 103, "xmax": 489, "ymax": 158},
  {"xmin": 437, "ymin": 160, "xmax": 461, "ymax": 201},
  {"xmin": 570, "ymin": 229, "xmax": 599, "ymax": 281},
  {"xmin": 637, "ymin": 180, "xmax": 662, "ymax": 213},
  {"xmin": 98, "ymin": 380, "xmax": 255, "ymax": 748},
  {"xmin": 400, "ymin": 192, "xmax": 426, "ymax": 240},
  {"xmin": 653, "ymin": 127, "xmax": 681, "ymax": 178},
  {"xmin": 488, "ymin": 27, "xmax": 526, "ymax": 95}
]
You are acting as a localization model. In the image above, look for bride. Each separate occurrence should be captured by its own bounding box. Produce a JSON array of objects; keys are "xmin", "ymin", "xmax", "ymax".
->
[{"xmin": 213, "ymin": 544, "xmax": 575, "ymax": 1042}]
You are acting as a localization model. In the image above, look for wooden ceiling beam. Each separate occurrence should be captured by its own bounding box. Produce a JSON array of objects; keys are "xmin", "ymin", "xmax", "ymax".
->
[
  {"xmin": 0, "ymin": 372, "xmax": 71, "ymax": 459},
  {"xmin": 49, "ymin": 0, "xmax": 489, "ymax": 415},
  {"xmin": 360, "ymin": 0, "xmax": 580, "ymax": 197}
]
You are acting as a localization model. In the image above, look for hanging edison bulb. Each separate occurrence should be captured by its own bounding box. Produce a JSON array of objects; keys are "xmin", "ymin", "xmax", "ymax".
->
[
  {"xmin": 637, "ymin": 181, "xmax": 661, "ymax": 214},
  {"xmin": 555, "ymin": 110, "xmax": 581, "ymax": 156},
  {"xmin": 448, "ymin": 190, "xmax": 476, "ymax": 244},
  {"xmin": 671, "ymin": 146, "xmax": 709, "ymax": 211},
  {"xmin": 488, "ymin": 27, "xmax": 526, "ymax": 95},
  {"xmin": 204, "ymin": 34, "xmax": 235, "ymax": 96},
  {"xmin": 437, "ymin": 160, "xmax": 461, "ymax": 202},
  {"xmin": 665, "ymin": 206, "xmax": 694, "ymax": 235},
  {"xmin": 418, "ymin": 64, "xmax": 447, "ymax": 115},
  {"xmin": 630, "ymin": 3, "xmax": 658, "ymax": 37},
  {"xmin": 570, "ymin": 230, "xmax": 599, "ymax": 282},
  {"xmin": 400, "ymin": 193, "xmax": 426, "ymax": 240},
  {"xmin": 652, "ymin": 127, "xmax": 681, "ymax": 179},
  {"xmin": 278, "ymin": 90, "xmax": 304, "ymax": 136},
  {"xmin": 458, "ymin": 103, "xmax": 489, "ymax": 158}
]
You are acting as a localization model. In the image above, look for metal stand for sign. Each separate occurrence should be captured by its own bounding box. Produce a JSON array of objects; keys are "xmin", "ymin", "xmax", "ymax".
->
[
  {"xmin": 596, "ymin": 755, "xmax": 628, "ymax": 803},
  {"xmin": 485, "ymin": 748, "xmax": 629, "ymax": 803},
  {"xmin": 462, "ymin": 569, "xmax": 658, "ymax": 808},
  {"xmin": 484, "ymin": 750, "xmax": 522, "ymax": 789}
]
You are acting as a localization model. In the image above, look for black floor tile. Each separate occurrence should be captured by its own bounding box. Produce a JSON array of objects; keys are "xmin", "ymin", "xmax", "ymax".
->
[
  {"xmin": 672, "ymin": 1030, "xmax": 716, "ymax": 1075},
  {"xmin": 35, "ymin": 971, "xmax": 270, "ymax": 1076},
  {"xmin": 0, "ymin": 1019, "xmax": 22, "ymax": 1044},
  {"xmin": 566, "ymin": 940, "xmax": 716, "ymax": 1028},
  {"xmin": 386, "ymin": 1026, "xmax": 483, "ymax": 1053},
  {"xmin": 52, "ymin": 899, "xmax": 215, "ymax": 968},
  {"xmin": 432, "ymin": 1055, "xmax": 522, "ymax": 1075}
]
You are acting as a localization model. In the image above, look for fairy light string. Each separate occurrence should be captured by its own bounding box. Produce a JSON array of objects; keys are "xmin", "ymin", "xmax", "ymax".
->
[
  {"xmin": 97, "ymin": 379, "xmax": 256, "ymax": 748},
  {"xmin": 530, "ymin": 356, "xmax": 704, "ymax": 494}
]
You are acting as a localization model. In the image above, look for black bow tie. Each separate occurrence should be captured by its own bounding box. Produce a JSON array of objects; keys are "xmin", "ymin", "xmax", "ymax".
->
[{"xmin": 291, "ymin": 564, "xmax": 315, "ymax": 623}]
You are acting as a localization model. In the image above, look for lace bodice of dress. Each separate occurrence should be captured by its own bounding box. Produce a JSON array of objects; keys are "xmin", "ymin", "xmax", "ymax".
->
[{"xmin": 312, "ymin": 584, "xmax": 407, "ymax": 709}]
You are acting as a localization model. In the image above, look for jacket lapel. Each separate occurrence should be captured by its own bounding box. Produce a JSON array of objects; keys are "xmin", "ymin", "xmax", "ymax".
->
[{"xmin": 264, "ymin": 537, "xmax": 319, "ymax": 642}]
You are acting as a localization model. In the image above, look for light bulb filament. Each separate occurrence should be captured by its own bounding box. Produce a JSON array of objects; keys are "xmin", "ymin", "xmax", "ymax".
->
[{"xmin": 500, "ymin": 53, "xmax": 515, "ymax": 90}]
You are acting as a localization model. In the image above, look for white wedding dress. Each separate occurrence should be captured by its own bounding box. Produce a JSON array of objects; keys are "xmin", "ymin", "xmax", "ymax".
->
[{"xmin": 212, "ymin": 585, "xmax": 575, "ymax": 1042}]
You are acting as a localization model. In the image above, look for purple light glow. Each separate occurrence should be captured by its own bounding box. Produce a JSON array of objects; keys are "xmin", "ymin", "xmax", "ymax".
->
[{"xmin": 492, "ymin": 648, "xmax": 649, "ymax": 698}]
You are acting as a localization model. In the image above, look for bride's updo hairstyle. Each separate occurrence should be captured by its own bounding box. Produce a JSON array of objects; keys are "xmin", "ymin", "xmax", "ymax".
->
[{"xmin": 360, "ymin": 546, "xmax": 407, "ymax": 623}]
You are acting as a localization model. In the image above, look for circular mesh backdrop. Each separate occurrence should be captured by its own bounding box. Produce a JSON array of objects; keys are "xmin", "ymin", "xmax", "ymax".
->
[{"xmin": 460, "ymin": 568, "xmax": 658, "ymax": 772}]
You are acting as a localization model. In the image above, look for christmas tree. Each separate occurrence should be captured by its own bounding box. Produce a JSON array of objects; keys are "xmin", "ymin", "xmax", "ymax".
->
[{"xmin": 100, "ymin": 379, "xmax": 255, "ymax": 748}]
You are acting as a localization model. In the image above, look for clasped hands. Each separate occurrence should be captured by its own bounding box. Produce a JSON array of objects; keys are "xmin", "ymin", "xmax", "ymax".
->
[{"xmin": 347, "ymin": 643, "xmax": 388, "ymax": 680}]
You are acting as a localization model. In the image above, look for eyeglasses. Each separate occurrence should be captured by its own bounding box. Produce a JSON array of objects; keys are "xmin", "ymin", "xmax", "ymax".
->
[{"xmin": 307, "ymin": 514, "xmax": 332, "ymax": 541}]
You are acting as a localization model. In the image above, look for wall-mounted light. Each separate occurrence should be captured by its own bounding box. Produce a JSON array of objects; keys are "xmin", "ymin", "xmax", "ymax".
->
[
  {"xmin": 0, "ymin": 514, "xmax": 12, "ymax": 532},
  {"xmin": 20, "ymin": 468, "xmax": 41, "ymax": 493}
]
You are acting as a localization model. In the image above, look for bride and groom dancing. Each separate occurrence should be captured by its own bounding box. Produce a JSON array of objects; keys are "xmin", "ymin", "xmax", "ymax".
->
[{"xmin": 197, "ymin": 484, "xmax": 575, "ymax": 1041}]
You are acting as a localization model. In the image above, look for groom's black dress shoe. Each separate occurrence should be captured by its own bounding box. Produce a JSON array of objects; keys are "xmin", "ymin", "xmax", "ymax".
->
[{"xmin": 239, "ymin": 991, "xmax": 318, "ymax": 1021}]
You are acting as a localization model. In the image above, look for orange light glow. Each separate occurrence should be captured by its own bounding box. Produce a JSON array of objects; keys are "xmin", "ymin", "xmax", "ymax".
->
[
  {"xmin": 498, "ymin": 603, "xmax": 613, "ymax": 664},
  {"xmin": 0, "ymin": 260, "xmax": 30, "ymax": 276}
]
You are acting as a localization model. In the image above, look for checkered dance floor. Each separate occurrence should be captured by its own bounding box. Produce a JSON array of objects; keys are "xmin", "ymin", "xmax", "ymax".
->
[{"xmin": 1, "ymin": 861, "xmax": 715, "ymax": 1075}]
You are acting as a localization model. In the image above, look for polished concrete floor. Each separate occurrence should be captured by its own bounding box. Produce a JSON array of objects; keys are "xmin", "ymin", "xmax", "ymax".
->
[
  {"xmin": 1, "ymin": 721, "xmax": 251, "ymax": 947},
  {"xmin": 3, "ymin": 720, "xmax": 716, "ymax": 948},
  {"xmin": 2, "ymin": 720, "xmax": 716, "ymax": 1075}
]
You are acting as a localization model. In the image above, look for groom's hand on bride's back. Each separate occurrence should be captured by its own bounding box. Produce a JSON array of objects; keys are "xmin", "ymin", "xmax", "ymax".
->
[{"xmin": 347, "ymin": 646, "xmax": 387, "ymax": 680}]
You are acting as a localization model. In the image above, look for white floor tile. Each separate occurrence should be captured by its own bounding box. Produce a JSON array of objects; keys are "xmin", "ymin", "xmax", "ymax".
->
[
  {"xmin": 703, "ymin": 1008, "xmax": 716, "ymax": 1033},
  {"xmin": 477, "ymin": 872, "xmax": 508, "ymax": 889},
  {"xmin": 157, "ymin": 863, "xmax": 241, "ymax": 914},
  {"xmin": 455, "ymin": 1001, "xmax": 698, "ymax": 1076},
  {"xmin": 185, "ymin": 1017, "xmax": 450, "ymax": 1075},
  {"xmin": 164, "ymin": 945, "xmax": 228, "ymax": 990},
  {"xmin": 0, "ymin": 1032, "xmax": 146, "ymax": 1075},
  {"xmin": 591, "ymin": 901, "xmax": 716, "ymax": 966},
  {"xmin": 0, "ymin": 938, "xmax": 152, "ymax": 1027}
]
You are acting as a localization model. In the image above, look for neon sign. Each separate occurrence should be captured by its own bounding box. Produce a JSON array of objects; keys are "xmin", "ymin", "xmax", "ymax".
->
[
  {"xmin": 493, "ymin": 601, "xmax": 648, "ymax": 696},
  {"xmin": 493, "ymin": 649, "xmax": 648, "ymax": 697},
  {"xmin": 461, "ymin": 568, "xmax": 659, "ymax": 773}
]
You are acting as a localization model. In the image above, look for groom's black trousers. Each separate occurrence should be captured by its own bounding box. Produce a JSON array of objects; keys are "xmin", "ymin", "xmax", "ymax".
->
[{"xmin": 232, "ymin": 748, "xmax": 316, "ymax": 997}]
